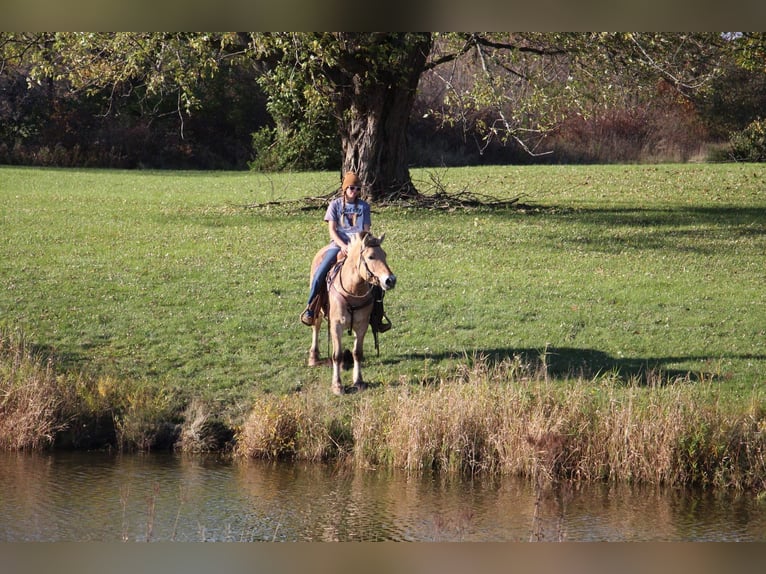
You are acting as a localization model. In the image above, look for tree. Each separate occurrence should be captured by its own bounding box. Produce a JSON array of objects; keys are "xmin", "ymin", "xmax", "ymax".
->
[
  {"xmin": 249, "ymin": 33, "xmax": 432, "ymax": 199},
  {"xmin": 0, "ymin": 32, "xmax": 266, "ymax": 168},
  {"xmin": 250, "ymin": 32, "xmax": 725, "ymax": 201},
  {"xmin": 2, "ymin": 32, "xmax": 727, "ymax": 201}
]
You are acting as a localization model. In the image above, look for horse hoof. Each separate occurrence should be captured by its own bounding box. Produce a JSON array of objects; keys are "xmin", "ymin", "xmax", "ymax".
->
[
  {"xmin": 351, "ymin": 382, "xmax": 367, "ymax": 392},
  {"xmin": 331, "ymin": 383, "xmax": 344, "ymax": 396},
  {"xmin": 308, "ymin": 355, "xmax": 322, "ymax": 367}
]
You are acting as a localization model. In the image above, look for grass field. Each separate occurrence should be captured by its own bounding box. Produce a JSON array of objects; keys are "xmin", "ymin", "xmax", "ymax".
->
[
  {"xmin": 2, "ymin": 163, "xmax": 765, "ymax": 483},
  {"xmin": 2, "ymin": 164, "xmax": 764, "ymax": 396}
]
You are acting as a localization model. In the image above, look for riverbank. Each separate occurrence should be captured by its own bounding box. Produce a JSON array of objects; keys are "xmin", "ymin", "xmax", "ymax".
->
[
  {"xmin": 3, "ymin": 329, "xmax": 765, "ymax": 492},
  {"xmin": 239, "ymin": 356, "xmax": 766, "ymax": 492}
]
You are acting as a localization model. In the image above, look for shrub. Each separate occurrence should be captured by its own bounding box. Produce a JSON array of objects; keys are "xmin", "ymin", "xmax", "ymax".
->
[
  {"xmin": 728, "ymin": 118, "xmax": 766, "ymax": 162},
  {"xmin": 0, "ymin": 326, "xmax": 184, "ymax": 451},
  {"xmin": 177, "ymin": 398, "xmax": 234, "ymax": 453},
  {"xmin": 249, "ymin": 121, "xmax": 340, "ymax": 172},
  {"xmin": 549, "ymin": 101, "xmax": 709, "ymax": 164},
  {"xmin": 236, "ymin": 390, "xmax": 354, "ymax": 461}
]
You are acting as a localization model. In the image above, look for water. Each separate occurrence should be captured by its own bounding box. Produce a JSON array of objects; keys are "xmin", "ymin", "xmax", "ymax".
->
[{"xmin": 1, "ymin": 451, "xmax": 764, "ymax": 542}]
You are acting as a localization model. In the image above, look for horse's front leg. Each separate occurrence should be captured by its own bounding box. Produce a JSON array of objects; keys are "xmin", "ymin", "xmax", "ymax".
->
[
  {"xmin": 351, "ymin": 324, "xmax": 366, "ymax": 390},
  {"xmin": 330, "ymin": 321, "xmax": 345, "ymax": 396},
  {"xmin": 308, "ymin": 316, "xmax": 322, "ymax": 367}
]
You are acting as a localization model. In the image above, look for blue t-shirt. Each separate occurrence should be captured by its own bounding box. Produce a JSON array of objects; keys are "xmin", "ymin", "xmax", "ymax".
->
[{"xmin": 324, "ymin": 196, "xmax": 371, "ymax": 245}]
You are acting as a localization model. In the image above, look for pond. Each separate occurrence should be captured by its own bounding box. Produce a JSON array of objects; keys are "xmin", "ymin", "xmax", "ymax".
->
[{"xmin": 1, "ymin": 451, "xmax": 763, "ymax": 542}]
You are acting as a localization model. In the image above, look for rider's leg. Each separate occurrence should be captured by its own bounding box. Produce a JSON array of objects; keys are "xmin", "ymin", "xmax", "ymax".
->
[
  {"xmin": 371, "ymin": 285, "xmax": 392, "ymax": 333},
  {"xmin": 301, "ymin": 246, "xmax": 341, "ymax": 325}
]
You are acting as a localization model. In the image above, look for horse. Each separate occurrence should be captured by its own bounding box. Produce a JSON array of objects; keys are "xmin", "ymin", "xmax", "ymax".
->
[{"xmin": 306, "ymin": 231, "xmax": 396, "ymax": 395}]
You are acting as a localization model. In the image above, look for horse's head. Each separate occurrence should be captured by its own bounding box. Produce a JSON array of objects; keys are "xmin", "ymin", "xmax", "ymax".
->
[{"xmin": 351, "ymin": 231, "xmax": 397, "ymax": 291}]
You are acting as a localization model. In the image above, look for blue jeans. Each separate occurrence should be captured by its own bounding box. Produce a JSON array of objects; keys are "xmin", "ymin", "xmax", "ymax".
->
[{"xmin": 306, "ymin": 245, "xmax": 341, "ymax": 306}]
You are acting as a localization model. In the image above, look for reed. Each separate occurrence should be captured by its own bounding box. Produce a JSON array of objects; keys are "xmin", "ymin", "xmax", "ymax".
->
[
  {"xmin": 236, "ymin": 389, "xmax": 354, "ymax": 462},
  {"xmin": 0, "ymin": 326, "xmax": 183, "ymax": 451},
  {"xmin": 237, "ymin": 356, "xmax": 766, "ymax": 491},
  {"xmin": 0, "ymin": 327, "xmax": 65, "ymax": 450}
]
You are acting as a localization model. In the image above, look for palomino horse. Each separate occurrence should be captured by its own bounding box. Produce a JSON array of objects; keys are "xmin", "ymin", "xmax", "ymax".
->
[{"xmin": 307, "ymin": 231, "xmax": 396, "ymax": 395}]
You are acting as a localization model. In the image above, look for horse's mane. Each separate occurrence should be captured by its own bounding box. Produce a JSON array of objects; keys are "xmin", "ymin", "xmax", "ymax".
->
[{"xmin": 350, "ymin": 230, "xmax": 382, "ymax": 248}]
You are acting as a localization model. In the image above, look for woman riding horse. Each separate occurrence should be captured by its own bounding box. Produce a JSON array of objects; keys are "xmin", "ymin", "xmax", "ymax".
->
[
  {"xmin": 300, "ymin": 172, "xmax": 390, "ymax": 333},
  {"xmin": 307, "ymin": 231, "xmax": 396, "ymax": 395}
]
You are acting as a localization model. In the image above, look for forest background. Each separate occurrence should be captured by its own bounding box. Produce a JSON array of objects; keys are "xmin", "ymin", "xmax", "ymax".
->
[{"xmin": 1, "ymin": 32, "xmax": 766, "ymax": 172}]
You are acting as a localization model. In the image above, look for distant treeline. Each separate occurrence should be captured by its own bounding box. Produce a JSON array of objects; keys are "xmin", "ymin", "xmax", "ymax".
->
[{"xmin": 2, "ymin": 43, "xmax": 765, "ymax": 170}]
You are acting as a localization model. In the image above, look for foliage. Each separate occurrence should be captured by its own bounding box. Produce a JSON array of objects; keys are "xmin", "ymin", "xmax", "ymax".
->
[
  {"xmin": 697, "ymin": 61, "xmax": 766, "ymax": 140},
  {"xmin": 248, "ymin": 34, "xmax": 342, "ymax": 172},
  {"xmin": 249, "ymin": 32, "xmax": 431, "ymax": 108},
  {"xmin": 731, "ymin": 32, "xmax": 766, "ymax": 73},
  {"xmin": 2, "ymin": 32, "xmax": 763, "ymax": 177},
  {"xmin": 546, "ymin": 85, "xmax": 710, "ymax": 164},
  {"xmin": 421, "ymin": 33, "xmax": 724, "ymax": 157},
  {"xmin": 0, "ymin": 33, "xmax": 266, "ymax": 169},
  {"xmin": 249, "ymin": 123, "xmax": 339, "ymax": 172},
  {"xmin": 13, "ymin": 33, "xmax": 234, "ymax": 113},
  {"xmin": 728, "ymin": 118, "xmax": 766, "ymax": 162}
]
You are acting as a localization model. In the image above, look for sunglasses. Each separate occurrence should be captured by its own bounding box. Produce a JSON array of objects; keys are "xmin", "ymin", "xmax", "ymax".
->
[{"xmin": 347, "ymin": 186, "xmax": 361, "ymax": 192}]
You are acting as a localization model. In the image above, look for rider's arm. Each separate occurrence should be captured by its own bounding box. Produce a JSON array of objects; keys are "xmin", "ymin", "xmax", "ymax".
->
[{"xmin": 328, "ymin": 220, "xmax": 349, "ymax": 254}]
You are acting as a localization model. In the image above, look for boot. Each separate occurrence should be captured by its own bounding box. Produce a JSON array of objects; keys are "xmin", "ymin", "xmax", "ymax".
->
[
  {"xmin": 377, "ymin": 311, "xmax": 392, "ymax": 333},
  {"xmin": 300, "ymin": 307, "xmax": 314, "ymax": 326},
  {"xmin": 371, "ymin": 288, "xmax": 392, "ymax": 333}
]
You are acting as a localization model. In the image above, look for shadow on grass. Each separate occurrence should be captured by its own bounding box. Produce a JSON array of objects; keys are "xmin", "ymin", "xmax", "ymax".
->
[
  {"xmin": 511, "ymin": 204, "xmax": 766, "ymax": 254},
  {"xmin": 389, "ymin": 346, "xmax": 766, "ymax": 387},
  {"xmin": 511, "ymin": 204, "xmax": 766, "ymax": 227},
  {"xmin": 25, "ymin": 340, "xmax": 96, "ymax": 373}
]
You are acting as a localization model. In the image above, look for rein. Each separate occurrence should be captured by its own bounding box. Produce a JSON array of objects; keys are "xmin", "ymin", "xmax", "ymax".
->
[{"xmin": 328, "ymin": 242, "xmax": 379, "ymax": 333}]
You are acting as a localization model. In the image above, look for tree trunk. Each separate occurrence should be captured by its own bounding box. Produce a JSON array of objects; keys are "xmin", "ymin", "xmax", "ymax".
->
[{"xmin": 335, "ymin": 34, "xmax": 432, "ymax": 202}]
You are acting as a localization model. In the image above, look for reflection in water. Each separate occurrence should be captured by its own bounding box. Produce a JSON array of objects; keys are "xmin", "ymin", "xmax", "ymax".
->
[{"xmin": 0, "ymin": 451, "xmax": 763, "ymax": 541}]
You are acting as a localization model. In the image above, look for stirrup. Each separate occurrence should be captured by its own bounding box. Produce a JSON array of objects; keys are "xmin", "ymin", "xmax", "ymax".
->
[
  {"xmin": 377, "ymin": 314, "xmax": 392, "ymax": 333},
  {"xmin": 300, "ymin": 308, "xmax": 314, "ymax": 326}
]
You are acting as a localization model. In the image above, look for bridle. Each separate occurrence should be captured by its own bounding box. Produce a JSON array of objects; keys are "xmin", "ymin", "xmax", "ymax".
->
[
  {"xmin": 335, "ymin": 241, "xmax": 385, "ymax": 296},
  {"xmin": 329, "ymin": 241, "xmax": 386, "ymax": 333},
  {"xmin": 357, "ymin": 244, "xmax": 384, "ymax": 288}
]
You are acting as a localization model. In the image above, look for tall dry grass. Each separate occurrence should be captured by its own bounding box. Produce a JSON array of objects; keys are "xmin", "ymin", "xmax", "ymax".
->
[
  {"xmin": 0, "ymin": 327, "xmax": 183, "ymax": 452},
  {"xmin": 236, "ymin": 390, "xmax": 354, "ymax": 462},
  {"xmin": 0, "ymin": 328, "xmax": 66, "ymax": 450},
  {"xmin": 4, "ymin": 317, "xmax": 765, "ymax": 493},
  {"xmin": 177, "ymin": 398, "xmax": 235, "ymax": 453},
  {"xmin": 237, "ymin": 356, "xmax": 766, "ymax": 491}
]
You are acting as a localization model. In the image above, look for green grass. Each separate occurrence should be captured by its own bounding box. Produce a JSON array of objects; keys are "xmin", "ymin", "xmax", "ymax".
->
[{"xmin": 1, "ymin": 163, "xmax": 764, "ymax": 417}]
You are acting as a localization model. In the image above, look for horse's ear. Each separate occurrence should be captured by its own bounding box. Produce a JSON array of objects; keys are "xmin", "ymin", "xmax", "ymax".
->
[{"xmin": 378, "ymin": 232, "xmax": 385, "ymax": 244}]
